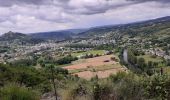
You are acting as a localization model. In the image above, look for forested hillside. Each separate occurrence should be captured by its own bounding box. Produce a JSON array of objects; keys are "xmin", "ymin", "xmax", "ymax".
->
[{"xmin": 79, "ymin": 16, "xmax": 170, "ymax": 38}]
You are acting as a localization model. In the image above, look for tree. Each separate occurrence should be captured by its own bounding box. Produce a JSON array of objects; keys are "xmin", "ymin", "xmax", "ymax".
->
[
  {"xmin": 148, "ymin": 61, "xmax": 153, "ymax": 68},
  {"xmin": 166, "ymin": 59, "xmax": 170, "ymax": 66},
  {"xmin": 56, "ymin": 55, "xmax": 78, "ymax": 65},
  {"xmin": 46, "ymin": 64, "xmax": 58, "ymax": 100},
  {"xmin": 137, "ymin": 58, "xmax": 146, "ymax": 71},
  {"xmin": 144, "ymin": 74, "xmax": 170, "ymax": 99}
]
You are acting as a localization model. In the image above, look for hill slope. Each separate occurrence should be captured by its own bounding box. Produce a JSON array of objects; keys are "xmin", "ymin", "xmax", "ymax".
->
[
  {"xmin": 79, "ymin": 16, "xmax": 170, "ymax": 38},
  {"xmin": 30, "ymin": 31, "xmax": 74, "ymax": 40},
  {"xmin": 0, "ymin": 31, "xmax": 27, "ymax": 41},
  {"xmin": 0, "ymin": 31, "xmax": 45, "ymax": 44},
  {"xmin": 30, "ymin": 28, "xmax": 88, "ymax": 40}
]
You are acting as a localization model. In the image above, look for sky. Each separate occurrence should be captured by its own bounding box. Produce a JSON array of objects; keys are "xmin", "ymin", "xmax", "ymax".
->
[{"xmin": 0, "ymin": 0, "xmax": 170, "ymax": 34}]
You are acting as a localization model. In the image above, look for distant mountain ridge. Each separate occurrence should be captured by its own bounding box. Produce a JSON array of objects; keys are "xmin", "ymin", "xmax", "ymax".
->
[
  {"xmin": 78, "ymin": 16, "xmax": 170, "ymax": 37},
  {"xmin": 0, "ymin": 29, "xmax": 87, "ymax": 42},
  {"xmin": 0, "ymin": 31, "xmax": 45, "ymax": 44},
  {"xmin": 0, "ymin": 16, "xmax": 170, "ymax": 42},
  {"xmin": 0, "ymin": 31, "xmax": 27, "ymax": 41},
  {"xmin": 30, "ymin": 31, "xmax": 73, "ymax": 40},
  {"xmin": 0, "ymin": 31, "xmax": 28, "ymax": 41},
  {"xmin": 29, "ymin": 28, "xmax": 88, "ymax": 40}
]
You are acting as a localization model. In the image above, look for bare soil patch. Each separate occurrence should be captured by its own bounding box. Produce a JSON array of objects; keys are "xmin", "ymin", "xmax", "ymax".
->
[
  {"xmin": 64, "ymin": 55, "xmax": 127, "ymax": 80},
  {"xmin": 73, "ymin": 68, "xmax": 127, "ymax": 80},
  {"xmin": 64, "ymin": 55, "xmax": 118, "ymax": 70}
]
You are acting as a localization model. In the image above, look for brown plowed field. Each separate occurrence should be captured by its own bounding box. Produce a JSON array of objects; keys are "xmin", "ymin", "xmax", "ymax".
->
[
  {"xmin": 72, "ymin": 68, "xmax": 126, "ymax": 80},
  {"xmin": 64, "ymin": 55, "xmax": 117, "ymax": 70},
  {"xmin": 63, "ymin": 55, "xmax": 127, "ymax": 80}
]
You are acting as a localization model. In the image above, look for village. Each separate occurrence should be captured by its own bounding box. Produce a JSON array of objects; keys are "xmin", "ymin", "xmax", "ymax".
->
[{"xmin": 0, "ymin": 35, "xmax": 170, "ymax": 69}]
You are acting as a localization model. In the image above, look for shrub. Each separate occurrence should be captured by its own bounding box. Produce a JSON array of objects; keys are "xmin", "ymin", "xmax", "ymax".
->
[
  {"xmin": 144, "ymin": 74, "xmax": 170, "ymax": 99},
  {"xmin": 0, "ymin": 84, "xmax": 40, "ymax": 100},
  {"xmin": 56, "ymin": 55, "xmax": 78, "ymax": 65}
]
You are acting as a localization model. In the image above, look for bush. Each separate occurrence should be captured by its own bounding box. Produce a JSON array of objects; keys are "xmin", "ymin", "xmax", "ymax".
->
[
  {"xmin": 10, "ymin": 59, "xmax": 37, "ymax": 67},
  {"xmin": 0, "ymin": 84, "xmax": 40, "ymax": 100},
  {"xmin": 144, "ymin": 74, "xmax": 170, "ymax": 99},
  {"xmin": 56, "ymin": 55, "xmax": 78, "ymax": 65}
]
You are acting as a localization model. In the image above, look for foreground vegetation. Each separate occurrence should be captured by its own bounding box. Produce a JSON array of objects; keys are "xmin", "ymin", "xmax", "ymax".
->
[{"xmin": 0, "ymin": 63, "xmax": 170, "ymax": 100}]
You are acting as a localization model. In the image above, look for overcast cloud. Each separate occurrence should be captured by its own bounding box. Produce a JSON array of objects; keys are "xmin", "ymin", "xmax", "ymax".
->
[{"xmin": 0, "ymin": 0, "xmax": 170, "ymax": 34}]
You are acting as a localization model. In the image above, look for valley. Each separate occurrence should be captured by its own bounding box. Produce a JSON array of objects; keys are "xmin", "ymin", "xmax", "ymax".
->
[{"xmin": 0, "ymin": 16, "xmax": 170, "ymax": 100}]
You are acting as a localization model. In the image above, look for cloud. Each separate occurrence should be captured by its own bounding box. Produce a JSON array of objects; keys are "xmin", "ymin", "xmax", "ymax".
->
[
  {"xmin": 0, "ymin": 0, "xmax": 50, "ymax": 6},
  {"xmin": 0, "ymin": 0, "xmax": 169, "ymax": 15},
  {"xmin": 0, "ymin": 0, "xmax": 169, "ymax": 34},
  {"xmin": 129, "ymin": 0, "xmax": 170, "ymax": 3}
]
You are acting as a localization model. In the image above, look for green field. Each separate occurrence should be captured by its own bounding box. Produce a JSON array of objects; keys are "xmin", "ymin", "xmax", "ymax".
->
[
  {"xmin": 137, "ymin": 55, "xmax": 163, "ymax": 62},
  {"xmin": 72, "ymin": 50, "xmax": 105, "ymax": 57},
  {"xmin": 137, "ymin": 55, "xmax": 166, "ymax": 67}
]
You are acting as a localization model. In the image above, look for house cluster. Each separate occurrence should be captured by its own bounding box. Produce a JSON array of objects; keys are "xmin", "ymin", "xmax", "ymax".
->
[
  {"xmin": 0, "ymin": 55, "xmax": 4, "ymax": 63},
  {"xmin": 145, "ymin": 48, "xmax": 170, "ymax": 60},
  {"xmin": 0, "ymin": 42, "xmax": 63, "ymax": 63},
  {"xmin": 78, "ymin": 38, "xmax": 116, "ymax": 45}
]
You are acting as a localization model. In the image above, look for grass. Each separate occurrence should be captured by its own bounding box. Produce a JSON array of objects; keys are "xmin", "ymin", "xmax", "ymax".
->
[
  {"xmin": 72, "ymin": 59, "xmax": 87, "ymax": 65},
  {"xmin": 69, "ymin": 63, "xmax": 123, "ymax": 74},
  {"xmin": 163, "ymin": 67, "xmax": 170, "ymax": 75},
  {"xmin": 137, "ymin": 55, "xmax": 163, "ymax": 63},
  {"xmin": 94, "ymin": 64, "xmax": 122, "ymax": 71},
  {"xmin": 0, "ymin": 84, "xmax": 40, "ymax": 100},
  {"xmin": 72, "ymin": 50, "xmax": 105, "ymax": 57},
  {"xmin": 137, "ymin": 55, "xmax": 166, "ymax": 67}
]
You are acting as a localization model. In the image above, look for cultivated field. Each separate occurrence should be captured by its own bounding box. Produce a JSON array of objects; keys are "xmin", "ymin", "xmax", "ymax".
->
[
  {"xmin": 63, "ymin": 55, "xmax": 127, "ymax": 80},
  {"xmin": 72, "ymin": 50, "xmax": 105, "ymax": 57}
]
